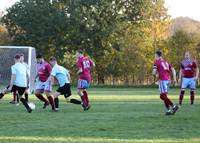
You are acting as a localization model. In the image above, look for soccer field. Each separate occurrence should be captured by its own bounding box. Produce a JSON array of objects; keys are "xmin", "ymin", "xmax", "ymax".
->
[{"xmin": 0, "ymin": 87, "xmax": 200, "ymax": 143}]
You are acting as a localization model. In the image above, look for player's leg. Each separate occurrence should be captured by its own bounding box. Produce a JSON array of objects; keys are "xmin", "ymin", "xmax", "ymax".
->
[
  {"xmin": 77, "ymin": 79, "xmax": 90, "ymax": 111},
  {"xmin": 44, "ymin": 81, "xmax": 56, "ymax": 111},
  {"xmin": 35, "ymin": 81, "xmax": 49, "ymax": 108},
  {"xmin": 24, "ymin": 90, "xmax": 29, "ymax": 102},
  {"xmin": 0, "ymin": 84, "xmax": 11, "ymax": 99},
  {"xmin": 53, "ymin": 92, "xmax": 60, "ymax": 111},
  {"xmin": 0, "ymin": 85, "xmax": 14, "ymax": 100},
  {"xmin": 179, "ymin": 78, "xmax": 188, "ymax": 105},
  {"xmin": 189, "ymin": 78, "xmax": 196, "ymax": 105},
  {"xmin": 63, "ymin": 83, "xmax": 81, "ymax": 105},
  {"xmin": 159, "ymin": 80, "xmax": 178, "ymax": 115},
  {"xmin": 17, "ymin": 86, "xmax": 32, "ymax": 113}
]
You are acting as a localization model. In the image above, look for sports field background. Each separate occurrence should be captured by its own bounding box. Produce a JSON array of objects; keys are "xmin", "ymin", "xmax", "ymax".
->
[{"xmin": 0, "ymin": 87, "xmax": 200, "ymax": 143}]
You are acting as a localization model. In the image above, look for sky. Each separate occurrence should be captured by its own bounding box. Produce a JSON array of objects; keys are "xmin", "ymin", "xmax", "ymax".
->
[{"xmin": 1, "ymin": 0, "xmax": 200, "ymax": 21}]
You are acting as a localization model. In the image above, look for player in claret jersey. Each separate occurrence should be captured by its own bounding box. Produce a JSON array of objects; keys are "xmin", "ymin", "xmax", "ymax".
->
[
  {"xmin": 34, "ymin": 54, "xmax": 56, "ymax": 112},
  {"xmin": 178, "ymin": 51, "xmax": 199, "ymax": 105},
  {"xmin": 153, "ymin": 51, "xmax": 179, "ymax": 115},
  {"xmin": 76, "ymin": 49, "xmax": 95, "ymax": 111}
]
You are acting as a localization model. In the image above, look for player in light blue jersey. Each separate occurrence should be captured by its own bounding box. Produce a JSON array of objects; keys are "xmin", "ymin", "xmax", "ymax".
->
[{"xmin": 49, "ymin": 57, "xmax": 81, "ymax": 111}]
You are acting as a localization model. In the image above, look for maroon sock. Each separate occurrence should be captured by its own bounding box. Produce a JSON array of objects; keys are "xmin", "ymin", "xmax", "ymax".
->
[
  {"xmin": 47, "ymin": 96, "xmax": 55, "ymax": 110},
  {"xmin": 160, "ymin": 94, "xmax": 170, "ymax": 109},
  {"xmin": 36, "ymin": 94, "xmax": 48, "ymax": 103},
  {"xmin": 165, "ymin": 96, "xmax": 174, "ymax": 107},
  {"xmin": 190, "ymin": 91, "xmax": 195, "ymax": 104},
  {"xmin": 80, "ymin": 95, "xmax": 87, "ymax": 106},
  {"xmin": 179, "ymin": 90, "xmax": 185, "ymax": 105},
  {"xmin": 83, "ymin": 91, "xmax": 89, "ymax": 106}
]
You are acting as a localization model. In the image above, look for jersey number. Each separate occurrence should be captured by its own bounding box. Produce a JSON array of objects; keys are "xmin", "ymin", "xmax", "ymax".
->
[
  {"xmin": 83, "ymin": 61, "xmax": 90, "ymax": 69},
  {"xmin": 161, "ymin": 62, "xmax": 169, "ymax": 71}
]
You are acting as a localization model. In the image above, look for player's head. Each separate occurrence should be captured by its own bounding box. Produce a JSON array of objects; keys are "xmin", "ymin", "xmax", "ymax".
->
[
  {"xmin": 36, "ymin": 53, "xmax": 44, "ymax": 64},
  {"xmin": 20, "ymin": 53, "xmax": 24, "ymax": 63},
  {"xmin": 49, "ymin": 56, "xmax": 57, "ymax": 66},
  {"xmin": 155, "ymin": 51, "xmax": 162, "ymax": 59},
  {"xmin": 76, "ymin": 49, "xmax": 84, "ymax": 59},
  {"xmin": 184, "ymin": 51, "xmax": 191, "ymax": 60},
  {"xmin": 14, "ymin": 54, "xmax": 21, "ymax": 63}
]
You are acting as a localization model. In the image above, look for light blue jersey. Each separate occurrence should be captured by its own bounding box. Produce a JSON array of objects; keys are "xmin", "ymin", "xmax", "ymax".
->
[
  {"xmin": 51, "ymin": 64, "xmax": 70, "ymax": 87},
  {"xmin": 11, "ymin": 63, "xmax": 28, "ymax": 87}
]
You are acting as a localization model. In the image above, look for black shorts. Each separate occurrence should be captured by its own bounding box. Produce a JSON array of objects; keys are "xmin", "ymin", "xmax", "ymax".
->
[
  {"xmin": 56, "ymin": 83, "xmax": 71, "ymax": 98},
  {"xmin": 7, "ymin": 85, "xmax": 26, "ymax": 96}
]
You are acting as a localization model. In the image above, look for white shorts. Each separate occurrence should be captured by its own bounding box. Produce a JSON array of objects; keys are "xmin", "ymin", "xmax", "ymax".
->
[
  {"xmin": 35, "ymin": 80, "xmax": 52, "ymax": 93},
  {"xmin": 181, "ymin": 77, "xmax": 196, "ymax": 90},
  {"xmin": 159, "ymin": 80, "xmax": 170, "ymax": 94}
]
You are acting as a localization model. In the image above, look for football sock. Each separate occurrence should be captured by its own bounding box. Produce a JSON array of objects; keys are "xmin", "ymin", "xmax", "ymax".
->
[
  {"xmin": 179, "ymin": 90, "xmax": 185, "ymax": 105},
  {"xmin": 83, "ymin": 91, "xmax": 89, "ymax": 106},
  {"xmin": 20, "ymin": 98, "xmax": 31, "ymax": 111},
  {"xmin": 0, "ymin": 93, "xmax": 4, "ymax": 99},
  {"xmin": 47, "ymin": 96, "xmax": 55, "ymax": 110},
  {"xmin": 13, "ymin": 91, "xmax": 17, "ymax": 101},
  {"xmin": 16, "ymin": 93, "xmax": 19, "ymax": 103},
  {"xmin": 80, "ymin": 95, "xmax": 87, "ymax": 107},
  {"xmin": 70, "ymin": 99, "xmax": 81, "ymax": 104},
  {"xmin": 25, "ymin": 93, "xmax": 28, "ymax": 102},
  {"xmin": 54, "ymin": 97, "xmax": 59, "ymax": 109},
  {"xmin": 160, "ymin": 93, "xmax": 173, "ymax": 109},
  {"xmin": 190, "ymin": 91, "xmax": 195, "ymax": 104},
  {"xmin": 36, "ymin": 94, "xmax": 48, "ymax": 104}
]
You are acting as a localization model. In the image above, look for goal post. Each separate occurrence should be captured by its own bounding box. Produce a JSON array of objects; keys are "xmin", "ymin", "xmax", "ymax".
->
[{"xmin": 0, "ymin": 46, "xmax": 37, "ymax": 93}]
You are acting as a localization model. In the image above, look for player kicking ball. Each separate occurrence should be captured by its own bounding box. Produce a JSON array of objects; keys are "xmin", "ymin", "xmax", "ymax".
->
[
  {"xmin": 178, "ymin": 51, "xmax": 199, "ymax": 106},
  {"xmin": 49, "ymin": 57, "xmax": 81, "ymax": 111},
  {"xmin": 34, "ymin": 54, "xmax": 56, "ymax": 112},
  {"xmin": 76, "ymin": 49, "xmax": 95, "ymax": 111},
  {"xmin": 9, "ymin": 53, "xmax": 29, "ymax": 104},
  {"xmin": 0, "ymin": 54, "xmax": 32, "ymax": 113},
  {"xmin": 153, "ymin": 51, "xmax": 179, "ymax": 115}
]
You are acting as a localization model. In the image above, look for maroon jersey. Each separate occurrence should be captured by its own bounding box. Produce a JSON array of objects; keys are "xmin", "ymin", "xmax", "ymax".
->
[
  {"xmin": 37, "ymin": 61, "xmax": 52, "ymax": 82},
  {"xmin": 154, "ymin": 58, "xmax": 172, "ymax": 81},
  {"xmin": 181, "ymin": 60, "xmax": 197, "ymax": 78},
  {"xmin": 77, "ymin": 57, "xmax": 94, "ymax": 81}
]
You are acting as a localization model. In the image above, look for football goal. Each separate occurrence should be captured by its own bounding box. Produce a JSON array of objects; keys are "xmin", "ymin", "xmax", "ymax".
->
[{"xmin": 0, "ymin": 46, "xmax": 37, "ymax": 92}]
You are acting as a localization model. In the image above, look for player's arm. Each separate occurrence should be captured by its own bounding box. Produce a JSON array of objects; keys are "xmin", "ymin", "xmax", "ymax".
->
[
  {"xmin": 66, "ymin": 70, "xmax": 71, "ymax": 82},
  {"xmin": 170, "ymin": 67, "xmax": 177, "ymax": 85},
  {"xmin": 152, "ymin": 64, "xmax": 157, "ymax": 75},
  {"xmin": 195, "ymin": 67, "xmax": 199, "ymax": 80},
  {"xmin": 49, "ymin": 75, "xmax": 55, "ymax": 85},
  {"xmin": 77, "ymin": 67, "xmax": 83, "ymax": 75},
  {"xmin": 34, "ymin": 74, "xmax": 39, "ymax": 82},
  {"xmin": 178, "ymin": 69, "xmax": 183, "ymax": 83},
  {"xmin": 9, "ymin": 74, "xmax": 16, "ymax": 90}
]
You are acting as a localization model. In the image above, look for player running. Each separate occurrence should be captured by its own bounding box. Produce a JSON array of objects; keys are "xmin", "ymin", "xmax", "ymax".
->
[
  {"xmin": 76, "ymin": 49, "xmax": 95, "ymax": 111},
  {"xmin": 178, "ymin": 51, "xmax": 199, "ymax": 105},
  {"xmin": 153, "ymin": 51, "xmax": 179, "ymax": 115},
  {"xmin": 0, "ymin": 54, "xmax": 32, "ymax": 113},
  {"xmin": 49, "ymin": 57, "xmax": 81, "ymax": 111},
  {"xmin": 34, "ymin": 54, "xmax": 56, "ymax": 112}
]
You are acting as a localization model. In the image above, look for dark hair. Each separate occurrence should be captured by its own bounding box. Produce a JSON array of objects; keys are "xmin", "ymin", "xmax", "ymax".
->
[
  {"xmin": 36, "ymin": 53, "xmax": 43, "ymax": 59},
  {"xmin": 155, "ymin": 51, "xmax": 162, "ymax": 57},
  {"xmin": 14, "ymin": 54, "xmax": 21, "ymax": 59},
  {"xmin": 49, "ymin": 56, "xmax": 57, "ymax": 61},
  {"xmin": 20, "ymin": 53, "xmax": 24, "ymax": 57},
  {"xmin": 77, "ymin": 49, "xmax": 84, "ymax": 54}
]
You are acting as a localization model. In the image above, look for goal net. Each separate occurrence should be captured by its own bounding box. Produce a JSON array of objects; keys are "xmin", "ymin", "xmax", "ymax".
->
[{"xmin": 0, "ymin": 46, "xmax": 37, "ymax": 93}]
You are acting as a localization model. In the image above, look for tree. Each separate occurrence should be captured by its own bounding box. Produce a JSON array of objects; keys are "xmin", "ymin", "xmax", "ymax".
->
[{"xmin": 2, "ymin": 0, "xmax": 68, "ymax": 58}]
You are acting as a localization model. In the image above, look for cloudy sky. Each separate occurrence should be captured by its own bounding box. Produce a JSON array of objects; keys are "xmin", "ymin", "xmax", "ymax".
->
[{"xmin": 1, "ymin": 0, "xmax": 200, "ymax": 21}]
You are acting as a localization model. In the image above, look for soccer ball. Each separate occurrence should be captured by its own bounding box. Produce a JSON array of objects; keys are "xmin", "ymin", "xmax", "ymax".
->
[{"xmin": 28, "ymin": 102, "xmax": 36, "ymax": 110}]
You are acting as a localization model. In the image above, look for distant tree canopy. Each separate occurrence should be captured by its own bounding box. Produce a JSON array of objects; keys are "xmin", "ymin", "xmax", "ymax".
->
[{"xmin": 1, "ymin": 0, "xmax": 200, "ymax": 85}]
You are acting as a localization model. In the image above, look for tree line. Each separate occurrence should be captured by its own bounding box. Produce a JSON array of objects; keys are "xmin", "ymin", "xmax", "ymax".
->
[{"xmin": 1, "ymin": 0, "xmax": 200, "ymax": 85}]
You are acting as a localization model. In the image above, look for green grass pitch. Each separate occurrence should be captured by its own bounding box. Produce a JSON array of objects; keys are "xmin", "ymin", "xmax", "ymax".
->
[{"xmin": 0, "ymin": 87, "xmax": 200, "ymax": 143}]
